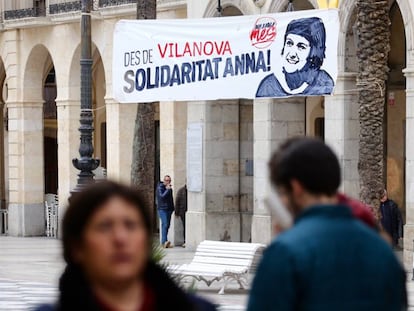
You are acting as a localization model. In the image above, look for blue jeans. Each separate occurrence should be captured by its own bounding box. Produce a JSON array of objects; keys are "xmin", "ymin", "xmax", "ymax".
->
[{"xmin": 158, "ymin": 209, "xmax": 172, "ymax": 244}]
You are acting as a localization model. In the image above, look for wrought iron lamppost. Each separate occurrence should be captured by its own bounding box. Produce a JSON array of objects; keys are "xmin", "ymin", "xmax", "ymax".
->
[
  {"xmin": 287, "ymin": 0, "xmax": 294, "ymax": 12},
  {"xmin": 72, "ymin": 0, "xmax": 100, "ymax": 192},
  {"xmin": 217, "ymin": 0, "xmax": 222, "ymax": 16}
]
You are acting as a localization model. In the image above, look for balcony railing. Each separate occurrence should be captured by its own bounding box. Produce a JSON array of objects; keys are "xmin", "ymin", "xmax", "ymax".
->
[
  {"xmin": 1, "ymin": 0, "xmax": 184, "ymax": 23},
  {"xmin": 4, "ymin": 7, "xmax": 46, "ymax": 20},
  {"xmin": 49, "ymin": 1, "xmax": 81, "ymax": 14},
  {"xmin": 98, "ymin": 0, "xmax": 135, "ymax": 8}
]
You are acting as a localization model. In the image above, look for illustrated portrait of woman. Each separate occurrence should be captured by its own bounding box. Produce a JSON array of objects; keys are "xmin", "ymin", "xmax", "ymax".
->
[{"xmin": 256, "ymin": 17, "xmax": 334, "ymax": 97}]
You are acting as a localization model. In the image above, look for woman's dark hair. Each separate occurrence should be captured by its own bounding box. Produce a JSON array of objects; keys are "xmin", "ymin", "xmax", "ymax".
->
[
  {"xmin": 62, "ymin": 180, "xmax": 153, "ymax": 265},
  {"xmin": 269, "ymin": 137, "xmax": 341, "ymax": 196},
  {"xmin": 58, "ymin": 181, "xmax": 196, "ymax": 311}
]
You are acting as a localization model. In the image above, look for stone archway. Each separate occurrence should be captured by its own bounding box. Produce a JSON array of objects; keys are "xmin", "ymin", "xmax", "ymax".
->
[
  {"xmin": 8, "ymin": 44, "xmax": 55, "ymax": 236},
  {"xmin": 184, "ymin": 3, "xmax": 254, "ymax": 248},
  {"xmin": 269, "ymin": 0, "xmax": 317, "ymax": 12},
  {"xmin": 269, "ymin": 0, "xmax": 324, "ymax": 146},
  {"xmin": 68, "ymin": 43, "xmax": 106, "ymax": 167},
  {"xmin": 23, "ymin": 45, "xmax": 56, "ymax": 102},
  {"xmin": 56, "ymin": 42, "xmax": 107, "ymax": 214},
  {"xmin": 339, "ymin": 0, "xmax": 413, "ymax": 67},
  {"xmin": 385, "ymin": 1, "xmax": 406, "ymax": 232},
  {"xmin": 91, "ymin": 47, "xmax": 107, "ymax": 172},
  {"xmin": 203, "ymin": 0, "xmax": 248, "ymax": 17},
  {"xmin": 338, "ymin": 0, "xmax": 414, "ymax": 267},
  {"xmin": 43, "ymin": 65, "xmax": 58, "ymax": 195}
]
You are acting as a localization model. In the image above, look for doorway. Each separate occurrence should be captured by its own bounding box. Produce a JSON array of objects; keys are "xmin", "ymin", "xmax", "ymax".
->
[{"xmin": 43, "ymin": 66, "xmax": 58, "ymax": 194}]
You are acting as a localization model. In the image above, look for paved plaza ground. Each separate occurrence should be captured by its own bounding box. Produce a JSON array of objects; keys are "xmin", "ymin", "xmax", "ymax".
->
[
  {"xmin": 0, "ymin": 236, "xmax": 413, "ymax": 310},
  {"xmin": 0, "ymin": 237, "xmax": 246, "ymax": 310}
]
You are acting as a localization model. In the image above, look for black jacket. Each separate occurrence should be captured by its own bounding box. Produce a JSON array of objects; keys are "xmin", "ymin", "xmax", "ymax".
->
[
  {"xmin": 34, "ymin": 262, "xmax": 216, "ymax": 311},
  {"xmin": 175, "ymin": 185, "xmax": 187, "ymax": 217},
  {"xmin": 380, "ymin": 199, "xmax": 403, "ymax": 244},
  {"xmin": 156, "ymin": 182, "xmax": 174, "ymax": 211}
]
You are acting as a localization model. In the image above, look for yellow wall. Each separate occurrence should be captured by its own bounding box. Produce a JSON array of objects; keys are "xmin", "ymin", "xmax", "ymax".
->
[{"xmin": 387, "ymin": 90, "xmax": 405, "ymax": 211}]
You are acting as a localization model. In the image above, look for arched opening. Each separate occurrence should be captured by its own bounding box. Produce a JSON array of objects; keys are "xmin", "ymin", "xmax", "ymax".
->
[
  {"xmin": 221, "ymin": 5, "xmax": 242, "ymax": 16},
  {"xmin": 23, "ymin": 45, "xmax": 58, "ymax": 197},
  {"xmin": 269, "ymin": 0, "xmax": 316, "ymax": 12},
  {"xmin": 306, "ymin": 97, "xmax": 325, "ymax": 139},
  {"xmin": 204, "ymin": 0, "xmax": 245, "ymax": 17},
  {"xmin": 43, "ymin": 66, "xmax": 58, "ymax": 194},
  {"xmin": 341, "ymin": 1, "xmax": 407, "ymax": 218},
  {"xmin": 91, "ymin": 48, "xmax": 107, "ymax": 176},
  {"xmin": 385, "ymin": 1, "xmax": 406, "ymax": 220},
  {"xmin": 269, "ymin": 0, "xmax": 322, "ymax": 140},
  {"xmin": 8, "ymin": 43, "xmax": 56, "ymax": 236},
  {"xmin": 283, "ymin": 0, "xmax": 314, "ymax": 10},
  {"xmin": 68, "ymin": 43, "xmax": 107, "ymax": 180}
]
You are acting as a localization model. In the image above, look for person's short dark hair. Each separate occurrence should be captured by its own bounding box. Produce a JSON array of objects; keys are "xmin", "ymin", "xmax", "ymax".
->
[
  {"xmin": 269, "ymin": 137, "xmax": 340, "ymax": 196},
  {"xmin": 378, "ymin": 189, "xmax": 387, "ymax": 199},
  {"xmin": 282, "ymin": 17, "xmax": 327, "ymax": 70},
  {"xmin": 63, "ymin": 181, "xmax": 153, "ymax": 265}
]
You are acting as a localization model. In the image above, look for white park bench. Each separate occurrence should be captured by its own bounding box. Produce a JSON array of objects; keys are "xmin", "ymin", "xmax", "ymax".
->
[
  {"xmin": 45, "ymin": 193, "xmax": 58, "ymax": 238},
  {"xmin": 168, "ymin": 240, "xmax": 265, "ymax": 294}
]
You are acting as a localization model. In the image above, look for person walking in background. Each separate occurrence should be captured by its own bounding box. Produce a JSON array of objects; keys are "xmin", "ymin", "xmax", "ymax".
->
[
  {"xmin": 34, "ymin": 181, "xmax": 216, "ymax": 311},
  {"xmin": 175, "ymin": 184, "xmax": 187, "ymax": 247},
  {"xmin": 157, "ymin": 175, "xmax": 175, "ymax": 248},
  {"xmin": 380, "ymin": 189, "xmax": 403, "ymax": 247},
  {"xmin": 248, "ymin": 137, "xmax": 407, "ymax": 311}
]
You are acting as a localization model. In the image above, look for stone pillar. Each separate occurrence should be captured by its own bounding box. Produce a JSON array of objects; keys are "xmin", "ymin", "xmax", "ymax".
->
[
  {"xmin": 186, "ymin": 100, "xmax": 241, "ymax": 249},
  {"xmin": 403, "ymin": 68, "xmax": 414, "ymax": 269},
  {"xmin": 0, "ymin": 102, "xmax": 6, "ymax": 209},
  {"xmin": 105, "ymin": 98, "xmax": 138, "ymax": 184},
  {"xmin": 239, "ymin": 100, "xmax": 254, "ymax": 242},
  {"xmin": 251, "ymin": 98, "xmax": 305, "ymax": 244},
  {"xmin": 7, "ymin": 102, "xmax": 44, "ymax": 236},
  {"xmin": 0, "ymin": 102, "xmax": 5, "ymax": 234},
  {"xmin": 324, "ymin": 72, "xmax": 359, "ymax": 198},
  {"xmin": 56, "ymin": 99, "xmax": 80, "ymax": 216},
  {"xmin": 159, "ymin": 101, "xmax": 187, "ymax": 246}
]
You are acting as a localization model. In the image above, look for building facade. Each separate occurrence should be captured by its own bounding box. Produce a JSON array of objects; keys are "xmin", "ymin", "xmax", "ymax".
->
[{"xmin": 0, "ymin": 0, "xmax": 413, "ymax": 266}]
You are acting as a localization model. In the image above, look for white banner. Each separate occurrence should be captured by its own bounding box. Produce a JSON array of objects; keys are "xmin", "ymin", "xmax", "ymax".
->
[{"xmin": 113, "ymin": 9, "xmax": 339, "ymax": 103}]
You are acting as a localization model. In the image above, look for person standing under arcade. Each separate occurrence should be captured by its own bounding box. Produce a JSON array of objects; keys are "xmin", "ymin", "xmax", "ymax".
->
[{"xmin": 157, "ymin": 175, "xmax": 175, "ymax": 248}]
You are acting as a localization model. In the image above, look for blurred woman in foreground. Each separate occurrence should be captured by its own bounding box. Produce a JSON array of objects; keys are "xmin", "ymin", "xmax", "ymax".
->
[{"xmin": 35, "ymin": 181, "xmax": 215, "ymax": 311}]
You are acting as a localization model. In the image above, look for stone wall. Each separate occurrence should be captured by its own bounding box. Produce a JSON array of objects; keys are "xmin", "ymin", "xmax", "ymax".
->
[{"xmin": 239, "ymin": 100, "xmax": 253, "ymax": 242}]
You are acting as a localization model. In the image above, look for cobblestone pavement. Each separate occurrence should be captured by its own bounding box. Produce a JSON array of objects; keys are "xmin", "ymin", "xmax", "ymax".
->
[{"xmin": 0, "ymin": 236, "xmax": 412, "ymax": 311}]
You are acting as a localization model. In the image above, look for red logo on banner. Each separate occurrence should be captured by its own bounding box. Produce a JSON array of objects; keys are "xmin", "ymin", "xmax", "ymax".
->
[{"xmin": 250, "ymin": 17, "xmax": 277, "ymax": 49}]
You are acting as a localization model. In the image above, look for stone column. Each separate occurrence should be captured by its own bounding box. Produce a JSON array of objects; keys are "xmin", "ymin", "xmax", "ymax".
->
[
  {"xmin": 7, "ymin": 102, "xmax": 44, "ymax": 236},
  {"xmin": 239, "ymin": 100, "xmax": 254, "ymax": 242},
  {"xmin": 403, "ymin": 68, "xmax": 414, "ymax": 269},
  {"xmin": 105, "ymin": 98, "xmax": 138, "ymax": 184},
  {"xmin": 0, "ymin": 102, "xmax": 5, "ymax": 234},
  {"xmin": 0, "ymin": 102, "xmax": 6, "ymax": 209},
  {"xmin": 186, "ymin": 100, "xmax": 241, "ymax": 249},
  {"xmin": 159, "ymin": 101, "xmax": 187, "ymax": 246},
  {"xmin": 324, "ymin": 72, "xmax": 359, "ymax": 198},
  {"xmin": 56, "ymin": 99, "xmax": 80, "ymax": 215},
  {"xmin": 251, "ymin": 98, "xmax": 305, "ymax": 244}
]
